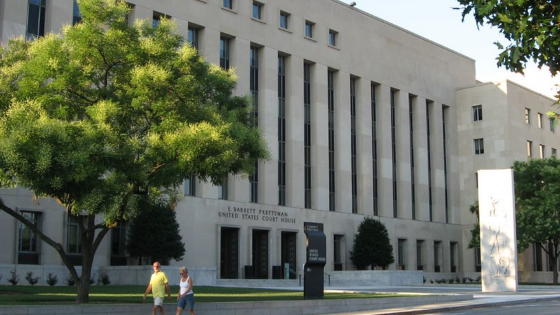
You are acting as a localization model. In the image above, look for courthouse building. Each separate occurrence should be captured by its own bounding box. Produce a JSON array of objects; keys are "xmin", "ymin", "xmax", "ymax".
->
[{"xmin": 0, "ymin": 0, "xmax": 557, "ymax": 284}]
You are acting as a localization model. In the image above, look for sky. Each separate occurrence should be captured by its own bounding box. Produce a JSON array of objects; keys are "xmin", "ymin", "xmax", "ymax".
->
[{"xmin": 343, "ymin": 0, "xmax": 559, "ymax": 98}]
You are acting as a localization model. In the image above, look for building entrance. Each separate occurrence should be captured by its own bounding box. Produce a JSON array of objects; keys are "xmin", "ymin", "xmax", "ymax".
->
[
  {"xmin": 220, "ymin": 227, "xmax": 239, "ymax": 279},
  {"xmin": 252, "ymin": 229, "xmax": 269, "ymax": 279},
  {"xmin": 281, "ymin": 231, "xmax": 297, "ymax": 279}
]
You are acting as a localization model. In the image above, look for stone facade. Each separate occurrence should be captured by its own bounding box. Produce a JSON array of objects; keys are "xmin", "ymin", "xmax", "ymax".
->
[{"xmin": 0, "ymin": 0, "xmax": 557, "ymax": 284}]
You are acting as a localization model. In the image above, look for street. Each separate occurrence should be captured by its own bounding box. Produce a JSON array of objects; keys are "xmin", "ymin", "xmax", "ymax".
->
[{"xmin": 425, "ymin": 299, "xmax": 560, "ymax": 314}]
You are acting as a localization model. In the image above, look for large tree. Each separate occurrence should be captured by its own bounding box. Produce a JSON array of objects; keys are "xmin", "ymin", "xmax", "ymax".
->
[
  {"xmin": 456, "ymin": 0, "xmax": 560, "ymax": 99},
  {"xmin": 350, "ymin": 217, "xmax": 394, "ymax": 270},
  {"xmin": 513, "ymin": 157, "xmax": 560, "ymax": 284},
  {"xmin": 0, "ymin": 0, "xmax": 268, "ymax": 303}
]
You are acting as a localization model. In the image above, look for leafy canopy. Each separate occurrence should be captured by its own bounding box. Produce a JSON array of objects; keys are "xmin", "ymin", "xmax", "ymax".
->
[
  {"xmin": 0, "ymin": 0, "xmax": 268, "ymax": 221},
  {"xmin": 456, "ymin": 0, "xmax": 560, "ymax": 77},
  {"xmin": 513, "ymin": 157, "xmax": 560, "ymax": 252},
  {"xmin": 514, "ymin": 157, "xmax": 560, "ymax": 283}
]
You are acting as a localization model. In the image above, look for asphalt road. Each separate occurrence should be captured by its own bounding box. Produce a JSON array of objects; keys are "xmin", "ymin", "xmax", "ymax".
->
[{"xmin": 424, "ymin": 299, "xmax": 560, "ymax": 314}]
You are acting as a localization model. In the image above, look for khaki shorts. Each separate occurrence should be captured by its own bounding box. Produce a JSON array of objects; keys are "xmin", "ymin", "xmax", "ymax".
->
[{"xmin": 154, "ymin": 296, "xmax": 164, "ymax": 306}]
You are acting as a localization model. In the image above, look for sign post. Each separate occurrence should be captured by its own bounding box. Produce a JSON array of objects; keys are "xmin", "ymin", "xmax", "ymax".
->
[{"xmin": 304, "ymin": 222, "xmax": 326, "ymax": 299}]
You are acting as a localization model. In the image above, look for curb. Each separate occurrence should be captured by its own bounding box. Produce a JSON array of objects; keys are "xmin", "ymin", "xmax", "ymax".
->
[{"xmin": 360, "ymin": 295, "xmax": 560, "ymax": 315}]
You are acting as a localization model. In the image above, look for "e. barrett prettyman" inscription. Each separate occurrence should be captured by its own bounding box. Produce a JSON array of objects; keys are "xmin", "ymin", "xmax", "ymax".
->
[{"xmin": 218, "ymin": 206, "xmax": 296, "ymax": 224}]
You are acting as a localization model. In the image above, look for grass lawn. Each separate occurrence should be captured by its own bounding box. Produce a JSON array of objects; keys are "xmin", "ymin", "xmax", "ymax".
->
[{"xmin": 0, "ymin": 285, "xmax": 408, "ymax": 305}]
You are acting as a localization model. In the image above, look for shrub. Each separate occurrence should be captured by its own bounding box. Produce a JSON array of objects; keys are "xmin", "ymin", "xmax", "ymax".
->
[
  {"xmin": 25, "ymin": 271, "xmax": 40, "ymax": 286},
  {"xmin": 66, "ymin": 276, "xmax": 75, "ymax": 286},
  {"xmin": 46, "ymin": 273, "xmax": 58, "ymax": 286},
  {"xmin": 8, "ymin": 270, "xmax": 19, "ymax": 286},
  {"xmin": 98, "ymin": 273, "xmax": 111, "ymax": 285}
]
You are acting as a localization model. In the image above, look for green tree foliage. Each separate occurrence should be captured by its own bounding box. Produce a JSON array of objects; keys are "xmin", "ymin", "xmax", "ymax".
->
[
  {"xmin": 456, "ymin": 0, "xmax": 560, "ymax": 79},
  {"xmin": 126, "ymin": 198, "xmax": 185, "ymax": 264},
  {"xmin": 467, "ymin": 200, "xmax": 480, "ymax": 249},
  {"xmin": 0, "ymin": 0, "xmax": 268, "ymax": 302},
  {"xmin": 350, "ymin": 217, "xmax": 394, "ymax": 270},
  {"xmin": 513, "ymin": 157, "xmax": 560, "ymax": 284}
]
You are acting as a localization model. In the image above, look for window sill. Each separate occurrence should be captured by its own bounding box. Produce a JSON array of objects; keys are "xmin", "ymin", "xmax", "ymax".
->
[{"xmin": 251, "ymin": 17, "xmax": 266, "ymax": 24}]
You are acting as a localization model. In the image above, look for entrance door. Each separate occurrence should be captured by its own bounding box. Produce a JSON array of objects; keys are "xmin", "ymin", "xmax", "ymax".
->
[
  {"xmin": 220, "ymin": 227, "xmax": 239, "ymax": 279},
  {"xmin": 281, "ymin": 232, "xmax": 297, "ymax": 279},
  {"xmin": 252, "ymin": 229, "xmax": 269, "ymax": 279}
]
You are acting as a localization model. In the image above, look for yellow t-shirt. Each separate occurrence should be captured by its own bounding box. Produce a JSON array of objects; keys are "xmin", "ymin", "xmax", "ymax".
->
[{"xmin": 150, "ymin": 271, "xmax": 168, "ymax": 298}]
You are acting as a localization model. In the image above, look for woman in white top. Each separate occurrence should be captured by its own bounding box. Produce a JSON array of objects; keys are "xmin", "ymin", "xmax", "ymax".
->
[{"xmin": 175, "ymin": 266, "xmax": 195, "ymax": 315}]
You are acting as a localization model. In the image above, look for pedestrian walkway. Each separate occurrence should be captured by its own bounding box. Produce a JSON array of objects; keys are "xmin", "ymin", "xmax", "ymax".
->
[{"xmin": 319, "ymin": 284, "xmax": 560, "ymax": 315}]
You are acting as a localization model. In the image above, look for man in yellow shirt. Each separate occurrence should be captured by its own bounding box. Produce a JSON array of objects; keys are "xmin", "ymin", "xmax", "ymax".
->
[{"xmin": 143, "ymin": 262, "xmax": 172, "ymax": 315}]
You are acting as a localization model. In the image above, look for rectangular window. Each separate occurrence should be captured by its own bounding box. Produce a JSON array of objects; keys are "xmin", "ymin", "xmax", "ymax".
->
[
  {"xmin": 371, "ymin": 83, "xmax": 379, "ymax": 216},
  {"xmin": 550, "ymin": 117, "xmax": 556, "ymax": 133},
  {"xmin": 426, "ymin": 100, "xmax": 433, "ymax": 221},
  {"xmin": 416, "ymin": 240, "xmax": 424, "ymax": 270},
  {"xmin": 328, "ymin": 29, "xmax": 338, "ymax": 46},
  {"xmin": 110, "ymin": 221, "xmax": 127, "ymax": 265},
  {"xmin": 474, "ymin": 138, "xmax": 484, "ymax": 155},
  {"xmin": 525, "ymin": 108, "xmax": 531, "ymax": 124},
  {"xmin": 220, "ymin": 37, "xmax": 230, "ymax": 70},
  {"xmin": 553, "ymin": 148, "xmax": 557, "ymax": 157},
  {"xmin": 67, "ymin": 215, "xmax": 83, "ymax": 254},
  {"xmin": 305, "ymin": 20, "xmax": 314, "ymax": 38},
  {"xmin": 328, "ymin": 70, "xmax": 336, "ymax": 211},
  {"xmin": 18, "ymin": 211, "xmax": 42, "ymax": 264},
  {"xmin": 223, "ymin": 0, "xmax": 233, "ymax": 9},
  {"xmin": 184, "ymin": 175, "xmax": 196, "ymax": 196},
  {"xmin": 26, "ymin": 0, "xmax": 46, "ymax": 40},
  {"xmin": 527, "ymin": 140, "xmax": 533, "ymax": 158},
  {"xmin": 73, "ymin": 0, "xmax": 82, "ymax": 25},
  {"xmin": 434, "ymin": 241, "xmax": 442, "ymax": 272},
  {"xmin": 304, "ymin": 63, "xmax": 312, "ymax": 209},
  {"xmin": 333, "ymin": 235, "xmax": 343, "ymax": 270},
  {"xmin": 450, "ymin": 242, "xmax": 458, "ymax": 272},
  {"xmin": 153, "ymin": 12, "xmax": 169, "ymax": 28},
  {"xmin": 350, "ymin": 77, "xmax": 358, "ymax": 214},
  {"xmin": 474, "ymin": 246, "xmax": 481, "ymax": 272},
  {"xmin": 442, "ymin": 106, "xmax": 449, "ymax": 224},
  {"xmin": 252, "ymin": 1, "xmax": 263, "ymax": 20},
  {"xmin": 409, "ymin": 95, "xmax": 416, "ymax": 220},
  {"xmin": 280, "ymin": 12, "xmax": 290, "ymax": 29},
  {"xmin": 540, "ymin": 144, "xmax": 546, "ymax": 158},
  {"xmin": 249, "ymin": 47, "xmax": 259, "ymax": 203},
  {"xmin": 534, "ymin": 242, "xmax": 543, "ymax": 271},
  {"xmin": 187, "ymin": 27, "xmax": 199, "ymax": 49},
  {"xmin": 278, "ymin": 55, "xmax": 287, "ymax": 206},
  {"xmin": 538, "ymin": 113, "xmax": 543, "ymax": 128},
  {"xmin": 397, "ymin": 239, "xmax": 406, "ymax": 270},
  {"xmin": 218, "ymin": 177, "xmax": 228, "ymax": 200},
  {"xmin": 391, "ymin": 90, "xmax": 398, "ymax": 218},
  {"xmin": 472, "ymin": 104, "xmax": 482, "ymax": 121}
]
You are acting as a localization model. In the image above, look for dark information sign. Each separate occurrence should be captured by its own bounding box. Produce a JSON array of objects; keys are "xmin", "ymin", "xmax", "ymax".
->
[{"xmin": 303, "ymin": 222, "xmax": 326, "ymax": 299}]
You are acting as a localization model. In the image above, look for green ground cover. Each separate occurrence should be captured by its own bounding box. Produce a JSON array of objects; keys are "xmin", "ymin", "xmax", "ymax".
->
[{"xmin": 0, "ymin": 285, "xmax": 408, "ymax": 305}]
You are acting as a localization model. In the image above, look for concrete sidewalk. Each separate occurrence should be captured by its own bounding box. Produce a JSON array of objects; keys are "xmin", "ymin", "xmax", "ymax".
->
[{"xmin": 320, "ymin": 285, "xmax": 560, "ymax": 315}]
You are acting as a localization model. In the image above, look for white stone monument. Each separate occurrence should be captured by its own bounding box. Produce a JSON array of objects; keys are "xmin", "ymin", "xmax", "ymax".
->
[{"xmin": 478, "ymin": 169, "xmax": 518, "ymax": 292}]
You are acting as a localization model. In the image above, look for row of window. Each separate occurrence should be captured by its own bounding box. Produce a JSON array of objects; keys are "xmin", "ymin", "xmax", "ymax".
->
[
  {"xmin": 473, "ymin": 105, "xmax": 557, "ymax": 133},
  {"xmin": 28, "ymin": 0, "xmax": 445, "ymax": 220},
  {"xmin": 396, "ymin": 239, "xmax": 459, "ymax": 272},
  {"xmin": 236, "ymin": 0, "xmax": 339, "ymax": 47},
  {"xmin": 17, "ymin": 211, "xmax": 126, "ymax": 265}
]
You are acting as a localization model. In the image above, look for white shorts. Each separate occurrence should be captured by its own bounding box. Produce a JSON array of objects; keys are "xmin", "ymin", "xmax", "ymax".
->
[{"xmin": 154, "ymin": 296, "xmax": 164, "ymax": 306}]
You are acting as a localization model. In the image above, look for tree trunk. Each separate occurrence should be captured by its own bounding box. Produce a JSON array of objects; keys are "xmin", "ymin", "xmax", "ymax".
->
[{"xmin": 553, "ymin": 242, "xmax": 559, "ymax": 285}]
